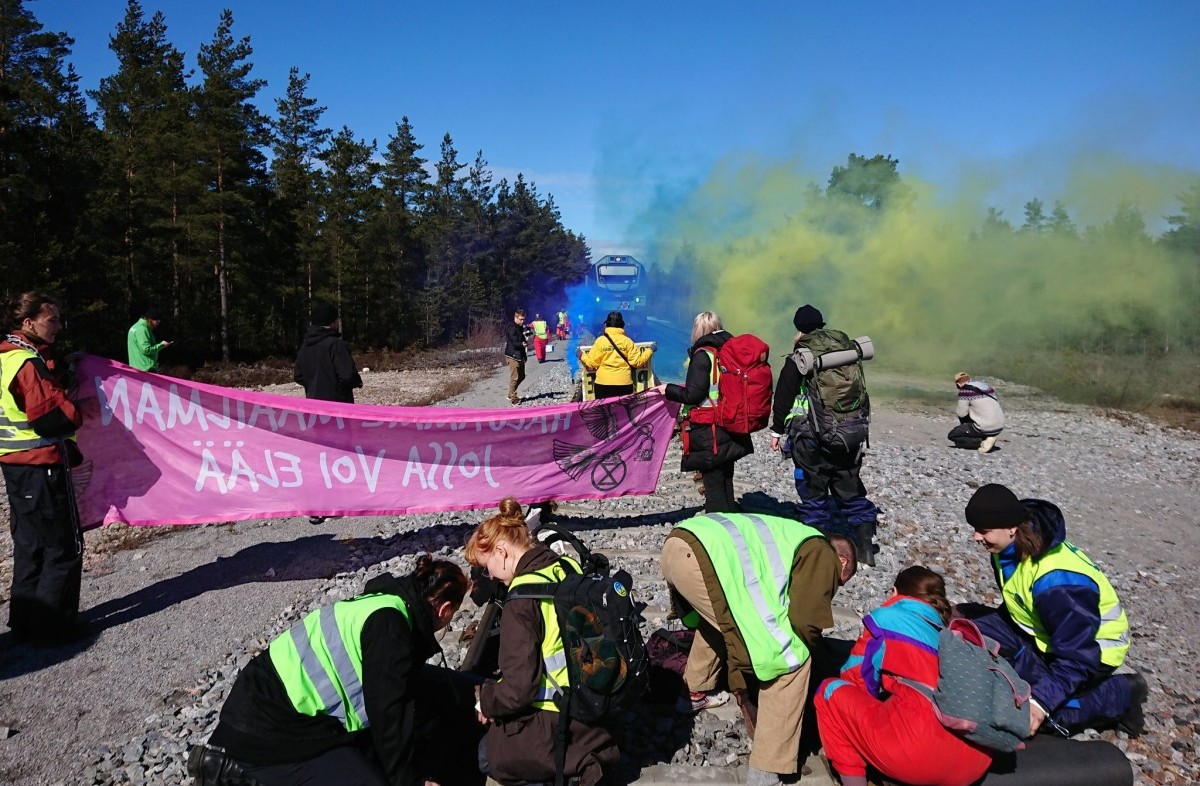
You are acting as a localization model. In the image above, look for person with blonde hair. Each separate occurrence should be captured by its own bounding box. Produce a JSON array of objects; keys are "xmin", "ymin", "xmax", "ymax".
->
[
  {"xmin": 465, "ymin": 498, "xmax": 618, "ymax": 786},
  {"xmin": 815, "ymin": 566, "xmax": 994, "ymax": 786},
  {"xmin": 657, "ymin": 311, "xmax": 753, "ymax": 512}
]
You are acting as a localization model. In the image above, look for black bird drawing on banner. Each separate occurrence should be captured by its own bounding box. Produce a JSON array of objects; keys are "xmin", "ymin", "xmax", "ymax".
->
[{"xmin": 579, "ymin": 401, "xmax": 618, "ymax": 441}]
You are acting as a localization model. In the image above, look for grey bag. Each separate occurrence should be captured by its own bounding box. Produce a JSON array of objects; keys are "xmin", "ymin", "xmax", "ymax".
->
[{"xmin": 900, "ymin": 618, "xmax": 1032, "ymax": 754}]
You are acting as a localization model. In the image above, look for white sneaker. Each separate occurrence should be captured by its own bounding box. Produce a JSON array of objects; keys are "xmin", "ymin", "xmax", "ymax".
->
[
  {"xmin": 675, "ymin": 690, "xmax": 731, "ymax": 713},
  {"xmin": 978, "ymin": 436, "xmax": 997, "ymax": 454}
]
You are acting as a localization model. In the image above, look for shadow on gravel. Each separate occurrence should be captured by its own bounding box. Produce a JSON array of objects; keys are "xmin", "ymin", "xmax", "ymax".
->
[
  {"xmin": 0, "ymin": 628, "xmax": 98, "ymax": 680},
  {"xmin": 86, "ymin": 524, "xmax": 476, "ymax": 636},
  {"xmin": 551, "ymin": 506, "xmax": 705, "ymax": 532}
]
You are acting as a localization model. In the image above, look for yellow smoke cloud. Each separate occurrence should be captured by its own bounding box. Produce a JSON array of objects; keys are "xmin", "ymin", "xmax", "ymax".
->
[{"xmin": 647, "ymin": 153, "xmax": 1197, "ymax": 376}]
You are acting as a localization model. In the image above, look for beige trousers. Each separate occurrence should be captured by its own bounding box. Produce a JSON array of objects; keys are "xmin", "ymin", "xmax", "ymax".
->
[{"xmin": 661, "ymin": 536, "xmax": 810, "ymax": 775}]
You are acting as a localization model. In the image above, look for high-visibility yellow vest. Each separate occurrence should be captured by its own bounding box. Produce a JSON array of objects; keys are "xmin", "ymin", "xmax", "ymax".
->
[
  {"xmin": 996, "ymin": 541, "xmax": 1129, "ymax": 668},
  {"xmin": 675, "ymin": 513, "xmax": 823, "ymax": 681},
  {"xmin": 0, "ymin": 348, "xmax": 72, "ymax": 455},
  {"xmin": 680, "ymin": 347, "xmax": 719, "ymax": 420},
  {"xmin": 506, "ymin": 556, "xmax": 581, "ymax": 712},
  {"xmin": 531, "ymin": 320, "xmax": 549, "ymax": 339},
  {"xmin": 268, "ymin": 593, "xmax": 411, "ymax": 731}
]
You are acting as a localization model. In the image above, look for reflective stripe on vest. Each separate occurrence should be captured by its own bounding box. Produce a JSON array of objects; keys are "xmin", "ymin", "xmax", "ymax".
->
[
  {"xmin": 506, "ymin": 556, "xmax": 581, "ymax": 712},
  {"xmin": 268, "ymin": 593, "xmax": 411, "ymax": 731},
  {"xmin": 675, "ymin": 513, "xmax": 822, "ymax": 681},
  {"xmin": 995, "ymin": 540, "xmax": 1129, "ymax": 668},
  {"xmin": 680, "ymin": 347, "xmax": 720, "ymax": 419},
  {"xmin": 0, "ymin": 348, "xmax": 67, "ymax": 454}
]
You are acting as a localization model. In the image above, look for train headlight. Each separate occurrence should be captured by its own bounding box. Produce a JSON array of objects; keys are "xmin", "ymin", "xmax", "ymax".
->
[
  {"xmin": 595, "ymin": 296, "xmax": 601, "ymax": 303},
  {"xmin": 635, "ymin": 297, "xmax": 642, "ymax": 303}
]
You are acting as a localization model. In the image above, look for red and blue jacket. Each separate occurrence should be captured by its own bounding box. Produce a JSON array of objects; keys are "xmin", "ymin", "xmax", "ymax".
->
[{"xmin": 821, "ymin": 594, "xmax": 943, "ymax": 701}]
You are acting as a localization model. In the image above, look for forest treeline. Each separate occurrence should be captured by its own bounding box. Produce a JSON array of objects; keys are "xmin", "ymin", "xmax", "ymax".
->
[
  {"xmin": 1, "ymin": 0, "xmax": 590, "ymax": 365},
  {"xmin": 4, "ymin": 1, "xmax": 1199, "ymax": 370}
]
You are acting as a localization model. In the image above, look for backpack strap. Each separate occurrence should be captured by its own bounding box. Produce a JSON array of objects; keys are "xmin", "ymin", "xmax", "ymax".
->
[{"xmin": 603, "ymin": 333, "xmax": 633, "ymax": 368}]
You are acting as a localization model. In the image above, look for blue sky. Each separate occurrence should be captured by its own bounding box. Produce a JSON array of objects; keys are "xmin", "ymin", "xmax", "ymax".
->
[{"xmin": 35, "ymin": 1, "xmax": 1200, "ymax": 254}]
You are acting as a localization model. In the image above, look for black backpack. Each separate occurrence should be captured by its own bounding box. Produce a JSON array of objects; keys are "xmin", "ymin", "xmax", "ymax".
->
[{"xmin": 506, "ymin": 523, "xmax": 650, "ymax": 724}]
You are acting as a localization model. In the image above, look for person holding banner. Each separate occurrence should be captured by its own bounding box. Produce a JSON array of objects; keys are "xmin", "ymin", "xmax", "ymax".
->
[
  {"xmin": 190, "ymin": 556, "xmax": 476, "ymax": 786},
  {"xmin": 1, "ymin": 292, "xmax": 88, "ymax": 645},
  {"xmin": 466, "ymin": 497, "xmax": 619, "ymax": 786}
]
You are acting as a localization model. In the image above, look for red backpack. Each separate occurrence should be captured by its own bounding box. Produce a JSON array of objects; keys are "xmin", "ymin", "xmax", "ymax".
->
[{"xmin": 688, "ymin": 334, "xmax": 773, "ymax": 435}]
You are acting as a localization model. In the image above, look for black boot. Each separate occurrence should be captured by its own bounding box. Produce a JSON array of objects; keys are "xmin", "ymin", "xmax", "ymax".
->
[
  {"xmin": 854, "ymin": 522, "xmax": 877, "ymax": 568},
  {"xmin": 187, "ymin": 744, "xmax": 256, "ymax": 785},
  {"xmin": 1117, "ymin": 673, "xmax": 1149, "ymax": 736}
]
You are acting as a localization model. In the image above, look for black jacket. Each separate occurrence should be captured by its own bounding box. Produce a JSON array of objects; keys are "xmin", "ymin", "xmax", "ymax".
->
[
  {"xmin": 504, "ymin": 321, "xmax": 527, "ymax": 362},
  {"xmin": 209, "ymin": 574, "xmax": 443, "ymax": 786},
  {"xmin": 664, "ymin": 330, "xmax": 753, "ymax": 472},
  {"xmin": 294, "ymin": 326, "xmax": 363, "ymax": 403}
]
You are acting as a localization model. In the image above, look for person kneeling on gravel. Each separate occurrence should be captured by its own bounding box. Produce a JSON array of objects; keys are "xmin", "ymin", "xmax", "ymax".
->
[
  {"xmin": 959, "ymin": 484, "xmax": 1148, "ymax": 738},
  {"xmin": 662, "ymin": 512, "xmax": 857, "ymax": 786},
  {"xmin": 465, "ymin": 498, "xmax": 619, "ymax": 786},
  {"xmin": 187, "ymin": 556, "xmax": 479, "ymax": 786}
]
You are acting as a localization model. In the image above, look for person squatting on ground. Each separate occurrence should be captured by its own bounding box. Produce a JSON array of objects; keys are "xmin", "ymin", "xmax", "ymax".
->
[
  {"xmin": 661, "ymin": 512, "xmax": 857, "ymax": 786},
  {"xmin": 660, "ymin": 311, "xmax": 753, "ymax": 513},
  {"xmin": 579, "ymin": 311, "xmax": 653, "ymax": 400},
  {"xmin": 815, "ymin": 566, "xmax": 994, "ymax": 786},
  {"xmin": 1, "ymin": 292, "xmax": 89, "ymax": 645},
  {"xmin": 770, "ymin": 304, "xmax": 879, "ymax": 566},
  {"xmin": 529, "ymin": 313, "xmax": 550, "ymax": 363},
  {"xmin": 504, "ymin": 309, "xmax": 528, "ymax": 405},
  {"xmin": 947, "ymin": 372, "xmax": 1005, "ymax": 454},
  {"xmin": 126, "ymin": 306, "xmax": 172, "ymax": 372},
  {"xmin": 465, "ymin": 498, "xmax": 619, "ymax": 786},
  {"xmin": 961, "ymin": 483, "xmax": 1148, "ymax": 737},
  {"xmin": 190, "ymin": 556, "xmax": 476, "ymax": 786}
]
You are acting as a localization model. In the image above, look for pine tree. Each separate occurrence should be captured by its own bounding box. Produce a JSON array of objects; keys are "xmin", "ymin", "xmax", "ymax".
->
[
  {"xmin": 271, "ymin": 66, "xmax": 328, "ymax": 312},
  {"xmin": 194, "ymin": 9, "xmax": 269, "ymax": 361},
  {"xmin": 93, "ymin": 0, "xmax": 195, "ymax": 324},
  {"xmin": 316, "ymin": 126, "xmax": 378, "ymax": 339}
]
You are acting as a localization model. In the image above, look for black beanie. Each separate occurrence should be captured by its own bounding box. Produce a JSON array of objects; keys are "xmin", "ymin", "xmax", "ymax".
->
[
  {"xmin": 965, "ymin": 483, "xmax": 1029, "ymax": 530},
  {"xmin": 310, "ymin": 300, "xmax": 338, "ymax": 327},
  {"xmin": 793, "ymin": 304, "xmax": 825, "ymax": 333}
]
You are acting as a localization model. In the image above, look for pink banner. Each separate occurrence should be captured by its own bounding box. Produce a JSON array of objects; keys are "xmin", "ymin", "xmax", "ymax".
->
[{"xmin": 73, "ymin": 356, "xmax": 680, "ymax": 528}]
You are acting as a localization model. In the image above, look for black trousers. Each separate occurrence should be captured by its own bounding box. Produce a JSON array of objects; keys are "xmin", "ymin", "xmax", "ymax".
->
[
  {"xmin": 948, "ymin": 420, "xmax": 998, "ymax": 449},
  {"xmin": 3, "ymin": 462, "xmax": 83, "ymax": 636},
  {"xmin": 593, "ymin": 383, "xmax": 634, "ymax": 400},
  {"xmin": 701, "ymin": 462, "xmax": 738, "ymax": 513}
]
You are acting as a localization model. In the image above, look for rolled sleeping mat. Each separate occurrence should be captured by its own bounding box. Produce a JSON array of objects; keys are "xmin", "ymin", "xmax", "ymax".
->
[
  {"xmin": 793, "ymin": 335, "xmax": 875, "ymax": 375},
  {"xmin": 978, "ymin": 734, "xmax": 1134, "ymax": 786}
]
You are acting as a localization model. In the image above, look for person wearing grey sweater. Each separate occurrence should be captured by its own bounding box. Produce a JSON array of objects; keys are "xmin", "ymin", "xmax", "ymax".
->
[{"xmin": 948, "ymin": 372, "xmax": 1005, "ymax": 453}]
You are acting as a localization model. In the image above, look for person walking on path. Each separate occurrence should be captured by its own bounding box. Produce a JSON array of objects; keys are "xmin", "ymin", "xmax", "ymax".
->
[
  {"xmin": 295, "ymin": 300, "xmax": 362, "ymax": 525},
  {"xmin": 948, "ymin": 372, "xmax": 1005, "ymax": 453},
  {"xmin": 769, "ymin": 304, "xmax": 879, "ymax": 566},
  {"xmin": 529, "ymin": 313, "xmax": 550, "ymax": 363},
  {"xmin": 126, "ymin": 306, "xmax": 172, "ymax": 372},
  {"xmin": 190, "ymin": 556, "xmax": 477, "ymax": 786},
  {"xmin": 661, "ymin": 511, "xmax": 857, "ymax": 786},
  {"xmin": 815, "ymin": 566, "xmax": 994, "ymax": 786},
  {"xmin": 660, "ymin": 310, "xmax": 751, "ymax": 513},
  {"xmin": 579, "ymin": 311, "xmax": 653, "ymax": 399},
  {"xmin": 555, "ymin": 308, "xmax": 569, "ymax": 340},
  {"xmin": 504, "ymin": 309, "xmax": 528, "ymax": 405},
  {"xmin": 466, "ymin": 498, "xmax": 619, "ymax": 786},
  {"xmin": 960, "ymin": 483, "xmax": 1147, "ymax": 737},
  {"xmin": 1, "ymin": 292, "xmax": 89, "ymax": 645}
]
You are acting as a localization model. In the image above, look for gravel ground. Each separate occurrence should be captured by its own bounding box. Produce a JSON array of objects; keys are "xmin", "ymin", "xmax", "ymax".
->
[{"xmin": 1, "ymin": 353, "xmax": 1198, "ymax": 785}]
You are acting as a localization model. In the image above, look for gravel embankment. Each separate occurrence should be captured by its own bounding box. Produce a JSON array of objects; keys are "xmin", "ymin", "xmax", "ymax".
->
[{"xmin": 1, "ymin": 354, "xmax": 1198, "ymax": 785}]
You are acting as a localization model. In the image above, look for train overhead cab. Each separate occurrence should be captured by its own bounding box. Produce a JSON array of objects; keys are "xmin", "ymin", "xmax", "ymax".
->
[{"xmin": 587, "ymin": 254, "xmax": 648, "ymax": 328}]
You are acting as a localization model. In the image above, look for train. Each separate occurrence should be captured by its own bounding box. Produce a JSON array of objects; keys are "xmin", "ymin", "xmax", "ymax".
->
[{"xmin": 581, "ymin": 254, "xmax": 649, "ymax": 329}]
